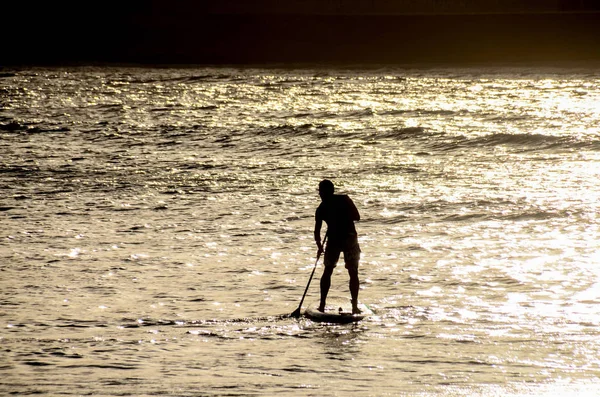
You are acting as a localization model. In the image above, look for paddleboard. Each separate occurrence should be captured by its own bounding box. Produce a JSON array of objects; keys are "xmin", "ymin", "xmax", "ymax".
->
[{"xmin": 304, "ymin": 302, "xmax": 371, "ymax": 324}]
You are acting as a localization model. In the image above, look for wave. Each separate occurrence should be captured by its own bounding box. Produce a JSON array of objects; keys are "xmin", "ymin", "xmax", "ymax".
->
[
  {"xmin": 0, "ymin": 121, "xmax": 71, "ymax": 134},
  {"xmin": 376, "ymin": 127, "xmax": 428, "ymax": 140},
  {"xmin": 125, "ymin": 72, "xmax": 247, "ymax": 85},
  {"xmin": 378, "ymin": 197, "xmax": 579, "ymax": 225},
  {"xmin": 260, "ymin": 122, "xmax": 329, "ymax": 136},
  {"xmin": 466, "ymin": 132, "xmax": 565, "ymax": 147},
  {"xmin": 244, "ymin": 122, "xmax": 600, "ymax": 153},
  {"xmin": 458, "ymin": 132, "xmax": 600, "ymax": 152},
  {"xmin": 369, "ymin": 126, "xmax": 600, "ymax": 152},
  {"xmin": 0, "ymin": 121, "xmax": 24, "ymax": 131},
  {"xmin": 379, "ymin": 108, "xmax": 462, "ymax": 117}
]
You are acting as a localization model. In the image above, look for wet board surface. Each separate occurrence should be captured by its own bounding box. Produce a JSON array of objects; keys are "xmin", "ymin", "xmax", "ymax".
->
[{"xmin": 304, "ymin": 301, "xmax": 372, "ymax": 324}]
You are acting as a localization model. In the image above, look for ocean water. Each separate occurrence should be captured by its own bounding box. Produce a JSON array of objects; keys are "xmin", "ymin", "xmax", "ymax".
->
[{"xmin": 1, "ymin": 66, "xmax": 599, "ymax": 396}]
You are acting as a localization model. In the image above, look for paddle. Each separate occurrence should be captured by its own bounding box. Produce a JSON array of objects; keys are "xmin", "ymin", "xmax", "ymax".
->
[{"xmin": 290, "ymin": 234, "xmax": 327, "ymax": 318}]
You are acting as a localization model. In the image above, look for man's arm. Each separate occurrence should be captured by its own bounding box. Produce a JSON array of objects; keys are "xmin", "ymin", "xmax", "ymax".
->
[
  {"xmin": 347, "ymin": 196, "xmax": 360, "ymax": 221},
  {"xmin": 314, "ymin": 211, "xmax": 324, "ymax": 255}
]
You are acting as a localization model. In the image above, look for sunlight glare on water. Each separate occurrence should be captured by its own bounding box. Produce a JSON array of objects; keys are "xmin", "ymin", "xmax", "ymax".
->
[{"xmin": 1, "ymin": 66, "xmax": 600, "ymax": 396}]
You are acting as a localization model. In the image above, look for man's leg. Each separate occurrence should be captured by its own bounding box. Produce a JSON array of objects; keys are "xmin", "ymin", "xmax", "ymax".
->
[
  {"xmin": 348, "ymin": 267, "xmax": 361, "ymax": 314},
  {"xmin": 318, "ymin": 266, "xmax": 334, "ymax": 312},
  {"xmin": 344, "ymin": 241, "xmax": 361, "ymax": 314}
]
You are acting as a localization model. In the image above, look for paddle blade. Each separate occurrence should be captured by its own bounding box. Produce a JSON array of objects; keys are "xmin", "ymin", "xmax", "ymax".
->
[{"xmin": 290, "ymin": 307, "xmax": 302, "ymax": 318}]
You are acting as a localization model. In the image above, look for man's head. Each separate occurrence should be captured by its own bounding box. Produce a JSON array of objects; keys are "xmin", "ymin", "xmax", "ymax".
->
[{"xmin": 319, "ymin": 179, "xmax": 335, "ymax": 200}]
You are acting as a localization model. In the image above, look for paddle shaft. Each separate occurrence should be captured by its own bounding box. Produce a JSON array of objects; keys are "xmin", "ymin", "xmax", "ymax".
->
[{"xmin": 294, "ymin": 234, "xmax": 327, "ymax": 315}]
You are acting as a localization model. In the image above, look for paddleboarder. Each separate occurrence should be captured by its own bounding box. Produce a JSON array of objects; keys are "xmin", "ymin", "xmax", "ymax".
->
[{"xmin": 314, "ymin": 179, "xmax": 362, "ymax": 314}]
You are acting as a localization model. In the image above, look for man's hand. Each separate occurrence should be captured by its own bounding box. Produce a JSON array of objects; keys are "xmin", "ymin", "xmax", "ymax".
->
[{"xmin": 316, "ymin": 243, "xmax": 324, "ymax": 257}]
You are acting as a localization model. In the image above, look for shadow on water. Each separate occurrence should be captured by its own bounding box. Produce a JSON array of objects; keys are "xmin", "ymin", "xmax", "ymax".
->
[
  {"xmin": 5, "ymin": 305, "xmax": 397, "ymax": 340},
  {"xmin": 121, "ymin": 313, "xmax": 295, "ymax": 328},
  {"xmin": 111, "ymin": 302, "xmax": 417, "ymax": 331}
]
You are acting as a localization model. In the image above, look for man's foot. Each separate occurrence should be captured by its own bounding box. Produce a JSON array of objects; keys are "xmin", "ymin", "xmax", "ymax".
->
[
  {"xmin": 317, "ymin": 305, "xmax": 325, "ymax": 313},
  {"xmin": 351, "ymin": 299, "xmax": 362, "ymax": 314}
]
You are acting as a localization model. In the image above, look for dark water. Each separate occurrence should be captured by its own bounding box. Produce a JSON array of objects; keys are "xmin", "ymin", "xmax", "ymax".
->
[{"xmin": 1, "ymin": 66, "xmax": 600, "ymax": 396}]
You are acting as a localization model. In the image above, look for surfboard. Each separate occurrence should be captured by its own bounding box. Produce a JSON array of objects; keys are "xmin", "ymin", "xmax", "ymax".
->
[{"xmin": 304, "ymin": 302, "xmax": 371, "ymax": 324}]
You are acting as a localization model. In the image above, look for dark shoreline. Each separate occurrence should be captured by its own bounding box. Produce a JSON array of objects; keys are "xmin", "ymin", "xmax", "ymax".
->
[{"xmin": 5, "ymin": 8, "xmax": 600, "ymax": 66}]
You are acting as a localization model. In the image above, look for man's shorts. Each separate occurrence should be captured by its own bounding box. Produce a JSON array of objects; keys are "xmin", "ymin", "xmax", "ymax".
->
[{"xmin": 324, "ymin": 235, "xmax": 361, "ymax": 271}]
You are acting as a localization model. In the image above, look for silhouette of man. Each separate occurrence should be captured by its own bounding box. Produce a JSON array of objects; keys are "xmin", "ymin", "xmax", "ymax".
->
[{"xmin": 314, "ymin": 179, "xmax": 362, "ymax": 314}]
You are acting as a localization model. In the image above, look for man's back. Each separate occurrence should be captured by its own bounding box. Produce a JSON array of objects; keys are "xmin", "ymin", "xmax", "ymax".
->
[{"xmin": 315, "ymin": 194, "xmax": 360, "ymax": 241}]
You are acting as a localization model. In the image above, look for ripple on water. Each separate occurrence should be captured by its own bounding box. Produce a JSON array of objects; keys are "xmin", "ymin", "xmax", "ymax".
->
[{"xmin": 1, "ymin": 66, "xmax": 600, "ymax": 396}]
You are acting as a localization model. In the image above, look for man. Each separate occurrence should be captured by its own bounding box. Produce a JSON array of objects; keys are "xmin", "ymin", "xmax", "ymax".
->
[{"xmin": 314, "ymin": 179, "xmax": 362, "ymax": 314}]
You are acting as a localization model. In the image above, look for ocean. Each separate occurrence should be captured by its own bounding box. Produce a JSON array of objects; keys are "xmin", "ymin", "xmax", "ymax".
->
[{"xmin": 1, "ymin": 66, "xmax": 599, "ymax": 396}]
